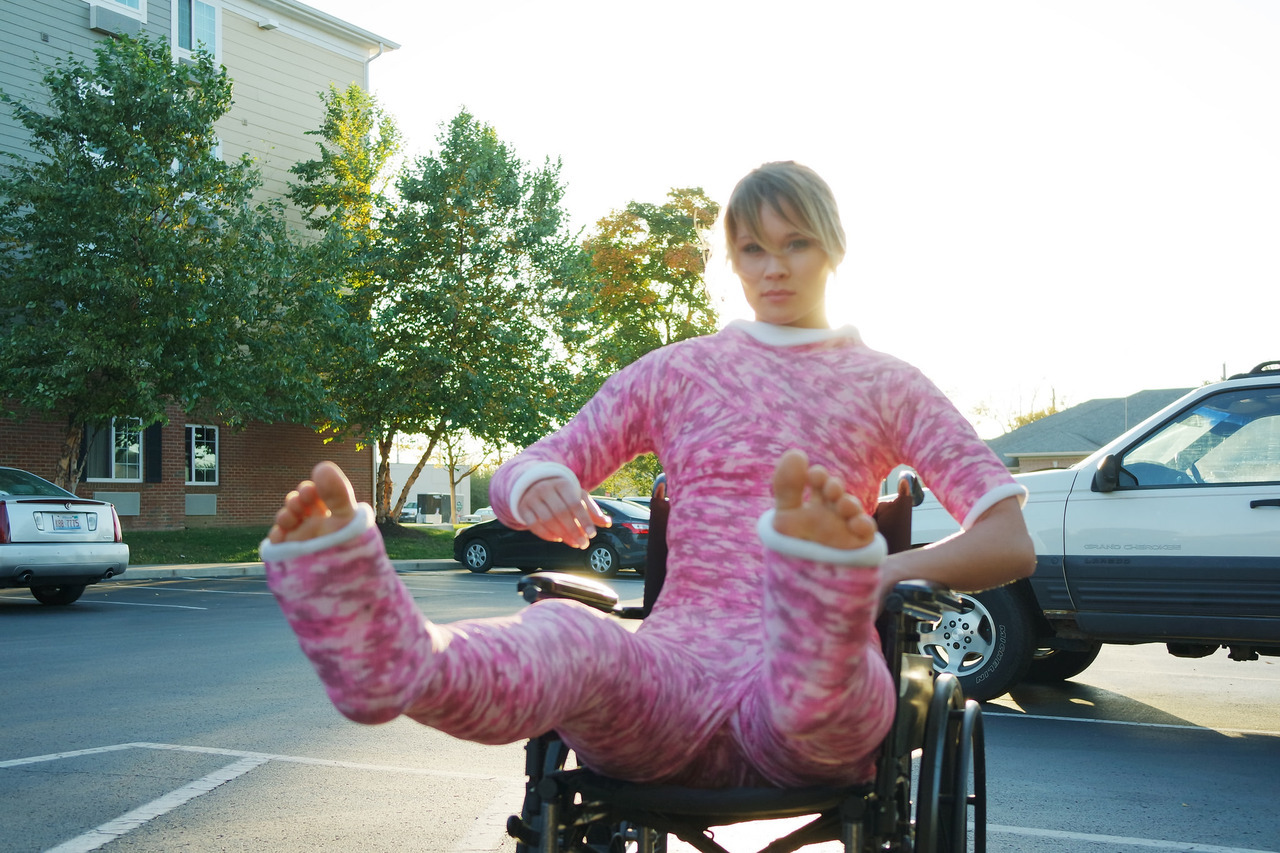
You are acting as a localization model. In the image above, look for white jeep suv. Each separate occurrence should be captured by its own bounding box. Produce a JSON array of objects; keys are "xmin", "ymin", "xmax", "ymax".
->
[{"xmin": 911, "ymin": 361, "xmax": 1280, "ymax": 701}]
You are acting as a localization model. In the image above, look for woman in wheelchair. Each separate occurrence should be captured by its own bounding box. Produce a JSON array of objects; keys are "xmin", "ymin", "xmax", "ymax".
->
[{"xmin": 261, "ymin": 161, "xmax": 1035, "ymax": 793}]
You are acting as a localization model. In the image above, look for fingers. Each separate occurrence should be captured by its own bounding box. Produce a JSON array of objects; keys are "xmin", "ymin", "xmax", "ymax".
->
[{"xmin": 519, "ymin": 478, "xmax": 611, "ymax": 549}]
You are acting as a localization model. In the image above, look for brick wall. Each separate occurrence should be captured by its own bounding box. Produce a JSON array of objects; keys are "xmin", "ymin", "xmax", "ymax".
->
[{"xmin": 0, "ymin": 401, "xmax": 373, "ymax": 532}]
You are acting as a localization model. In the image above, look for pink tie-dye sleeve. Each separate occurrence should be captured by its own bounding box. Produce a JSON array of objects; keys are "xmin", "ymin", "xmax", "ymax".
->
[
  {"xmin": 490, "ymin": 353, "xmax": 671, "ymax": 525},
  {"xmin": 877, "ymin": 365, "xmax": 1025, "ymax": 529}
]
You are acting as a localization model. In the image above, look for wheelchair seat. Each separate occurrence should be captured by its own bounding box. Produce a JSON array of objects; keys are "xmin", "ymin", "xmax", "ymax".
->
[{"xmin": 509, "ymin": 473, "xmax": 985, "ymax": 853}]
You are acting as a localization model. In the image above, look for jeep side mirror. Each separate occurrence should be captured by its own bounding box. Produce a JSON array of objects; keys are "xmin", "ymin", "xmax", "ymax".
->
[{"xmin": 1093, "ymin": 455, "xmax": 1120, "ymax": 492}]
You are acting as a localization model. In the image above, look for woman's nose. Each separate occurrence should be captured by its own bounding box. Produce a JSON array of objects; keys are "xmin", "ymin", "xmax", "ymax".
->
[{"xmin": 763, "ymin": 252, "xmax": 788, "ymax": 278}]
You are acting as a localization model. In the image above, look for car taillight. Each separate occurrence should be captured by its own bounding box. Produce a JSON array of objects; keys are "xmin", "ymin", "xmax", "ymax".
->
[
  {"xmin": 0, "ymin": 502, "xmax": 9, "ymax": 544},
  {"xmin": 111, "ymin": 506, "xmax": 123, "ymax": 543},
  {"xmin": 619, "ymin": 521, "xmax": 649, "ymax": 536}
]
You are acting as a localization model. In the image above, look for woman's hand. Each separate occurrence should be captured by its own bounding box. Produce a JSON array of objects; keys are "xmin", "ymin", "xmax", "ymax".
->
[{"xmin": 517, "ymin": 477, "xmax": 612, "ymax": 550}]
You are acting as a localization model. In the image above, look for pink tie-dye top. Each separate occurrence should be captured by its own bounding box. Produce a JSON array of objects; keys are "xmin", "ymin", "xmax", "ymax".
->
[{"xmin": 492, "ymin": 320, "xmax": 1023, "ymax": 642}]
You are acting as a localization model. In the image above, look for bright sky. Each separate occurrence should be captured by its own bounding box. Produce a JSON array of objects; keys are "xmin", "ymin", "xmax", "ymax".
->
[{"xmin": 303, "ymin": 0, "xmax": 1280, "ymax": 436}]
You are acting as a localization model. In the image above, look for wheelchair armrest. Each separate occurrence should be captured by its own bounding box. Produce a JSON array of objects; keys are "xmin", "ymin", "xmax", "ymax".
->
[
  {"xmin": 518, "ymin": 572, "xmax": 620, "ymax": 614},
  {"xmin": 884, "ymin": 580, "xmax": 965, "ymax": 623}
]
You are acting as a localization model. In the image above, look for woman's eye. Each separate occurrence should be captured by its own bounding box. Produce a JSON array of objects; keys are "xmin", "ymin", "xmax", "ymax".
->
[
  {"xmin": 740, "ymin": 243, "xmax": 762, "ymax": 254},
  {"xmin": 789, "ymin": 238, "xmax": 811, "ymax": 251}
]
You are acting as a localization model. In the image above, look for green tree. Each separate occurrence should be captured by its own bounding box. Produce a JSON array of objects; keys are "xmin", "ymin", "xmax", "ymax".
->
[
  {"xmin": 573, "ymin": 187, "xmax": 722, "ymax": 492},
  {"xmin": 288, "ymin": 83, "xmax": 401, "ymax": 239},
  {"xmin": 579, "ymin": 187, "xmax": 721, "ymax": 377},
  {"xmin": 0, "ymin": 35, "xmax": 338, "ymax": 490},
  {"xmin": 287, "ymin": 83, "xmax": 403, "ymax": 492},
  {"xmin": 366, "ymin": 110, "xmax": 587, "ymax": 522}
]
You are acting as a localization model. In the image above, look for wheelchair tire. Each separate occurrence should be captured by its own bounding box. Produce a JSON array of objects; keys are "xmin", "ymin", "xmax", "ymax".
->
[
  {"xmin": 915, "ymin": 674, "xmax": 985, "ymax": 853},
  {"xmin": 918, "ymin": 586, "xmax": 1034, "ymax": 702},
  {"xmin": 1024, "ymin": 643, "xmax": 1102, "ymax": 684}
]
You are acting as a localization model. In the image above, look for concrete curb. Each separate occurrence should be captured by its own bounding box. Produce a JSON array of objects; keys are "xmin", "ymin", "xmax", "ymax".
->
[{"xmin": 122, "ymin": 558, "xmax": 461, "ymax": 581}]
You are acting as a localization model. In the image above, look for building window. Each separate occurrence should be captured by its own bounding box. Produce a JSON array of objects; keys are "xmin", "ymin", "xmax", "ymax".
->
[
  {"xmin": 90, "ymin": 0, "xmax": 147, "ymax": 19},
  {"xmin": 185, "ymin": 425, "xmax": 219, "ymax": 485},
  {"xmin": 84, "ymin": 418, "xmax": 144, "ymax": 482},
  {"xmin": 173, "ymin": 0, "xmax": 219, "ymax": 60}
]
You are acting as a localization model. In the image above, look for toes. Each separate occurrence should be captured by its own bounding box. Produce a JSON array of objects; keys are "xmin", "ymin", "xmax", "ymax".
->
[
  {"xmin": 845, "ymin": 506, "xmax": 877, "ymax": 545},
  {"xmin": 311, "ymin": 461, "xmax": 358, "ymax": 517},
  {"xmin": 773, "ymin": 449, "xmax": 810, "ymax": 511},
  {"xmin": 818, "ymin": 472, "xmax": 846, "ymax": 507}
]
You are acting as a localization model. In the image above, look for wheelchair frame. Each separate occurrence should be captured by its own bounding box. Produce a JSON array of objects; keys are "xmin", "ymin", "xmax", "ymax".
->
[{"xmin": 505, "ymin": 475, "xmax": 987, "ymax": 853}]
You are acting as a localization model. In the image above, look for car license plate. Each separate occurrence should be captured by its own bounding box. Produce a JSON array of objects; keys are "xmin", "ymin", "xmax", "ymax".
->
[{"xmin": 52, "ymin": 513, "xmax": 82, "ymax": 531}]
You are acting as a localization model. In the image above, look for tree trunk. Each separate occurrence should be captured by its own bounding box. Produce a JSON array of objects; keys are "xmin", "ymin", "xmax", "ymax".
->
[
  {"xmin": 55, "ymin": 420, "xmax": 85, "ymax": 494},
  {"xmin": 393, "ymin": 432, "xmax": 441, "ymax": 521},
  {"xmin": 375, "ymin": 433, "xmax": 395, "ymax": 523}
]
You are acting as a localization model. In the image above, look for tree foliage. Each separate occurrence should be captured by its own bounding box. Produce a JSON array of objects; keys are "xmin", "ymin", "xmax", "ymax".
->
[
  {"xmin": 362, "ymin": 110, "xmax": 588, "ymax": 521},
  {"xmin": 578, "ymin": 187, "xmax": 721, "ymax": 378},
  {"xmin": 572, "ymin": 188, "xmax": 722, "ymax": 493},
  {"xmin": 0, "ymin": 35, "xmax": 339, "ymax": 489},
  {"xmin": 287, "ymin": 84, "xmax": 402, "ymax": 503},
  {"xmin": 288, "ymin": 83, "xmax": 401, "ymax": 238}
]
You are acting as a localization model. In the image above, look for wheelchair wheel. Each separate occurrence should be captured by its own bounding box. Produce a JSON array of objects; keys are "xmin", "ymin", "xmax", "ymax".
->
[{"xmin": 914, "ymin": 674, "xmax": 985, "ymax": 853}]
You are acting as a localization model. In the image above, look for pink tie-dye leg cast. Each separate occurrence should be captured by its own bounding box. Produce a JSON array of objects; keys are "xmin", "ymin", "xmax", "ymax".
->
[{"xmin": 264, "ymin": 515, "xmax": 893, "ymax": 788}]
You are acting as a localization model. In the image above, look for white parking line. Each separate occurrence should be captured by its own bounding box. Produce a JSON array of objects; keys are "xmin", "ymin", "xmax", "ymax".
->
[
  {"xmin": 43, "ymin": 756, "xmax": 268, "ymax": 853},
  {"xmin": 0, "ymin": 744, "xmax": 137, "ymax": 768},
  {"xmin": 83, "ymin": 599, "xmax": 207, "ymax": 610},
  {"xmin": 125, "ymin": 585, "xmax": 274, "ymax": 596},
  {"xmin": 2, "ymin": 741, "xmax": 525, "ymax": 853},
  {"xmin": 984, "ymin": 710, "xmax": 1280, "ymax": 738},
  {"xmin": 987, "ymin": 823, "xmax": 1278, "ymax": 852},
  {"xmin": 12, "ymin": 731, "xmax": 1274, "ymax": 853}
]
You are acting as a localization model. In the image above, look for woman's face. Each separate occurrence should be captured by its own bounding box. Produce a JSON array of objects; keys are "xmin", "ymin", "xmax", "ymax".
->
[{"xmin": 731, "ymin": 201, "xmax": 834, "ymax": 329}]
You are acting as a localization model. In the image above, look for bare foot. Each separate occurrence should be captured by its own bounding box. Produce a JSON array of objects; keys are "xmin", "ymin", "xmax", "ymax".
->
[
  {"xmin": 267, "ymin": 461, "xmax": 359, "ymax": 544},
  {"xmin": 771, "ymin": 449, "xmax": 877, "ymax": 550}
]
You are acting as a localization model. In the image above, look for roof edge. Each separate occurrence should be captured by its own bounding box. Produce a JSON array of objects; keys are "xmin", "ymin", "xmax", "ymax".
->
[{"xmin": 252, "ymin": 0, "xmax": 400, "ymax": 52}]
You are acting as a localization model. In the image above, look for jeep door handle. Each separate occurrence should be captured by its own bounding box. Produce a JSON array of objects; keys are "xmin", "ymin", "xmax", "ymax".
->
[{"xmin": 1250, "ymin": 499, "xmax": 1280, "ymax": 509}]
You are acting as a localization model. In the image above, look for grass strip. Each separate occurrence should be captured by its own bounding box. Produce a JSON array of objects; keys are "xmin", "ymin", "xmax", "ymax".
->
[{"xmin": 124, "ymin": 522, "xmax": 458, "ymax": 565}]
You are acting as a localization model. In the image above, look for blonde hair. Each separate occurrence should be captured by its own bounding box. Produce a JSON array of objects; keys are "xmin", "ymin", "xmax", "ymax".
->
[{"xmin": 724, "ymin": 161, "xmax": 846, "ymax": 268}]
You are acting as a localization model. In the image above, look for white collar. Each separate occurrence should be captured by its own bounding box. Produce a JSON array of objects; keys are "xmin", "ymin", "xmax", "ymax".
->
[{"xmin": 726, "ymin": 319, "xmax": 863, "ymax": 347}]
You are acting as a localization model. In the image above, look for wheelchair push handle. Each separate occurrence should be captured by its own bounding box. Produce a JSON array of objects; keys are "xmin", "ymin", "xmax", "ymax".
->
[
  {"xmin": 885, "ymin": 579, "xmax": 965, "ymax": 623},
  {"xmin": 518, "ymin": 572, "xmax": 621, "ymax": 613}
]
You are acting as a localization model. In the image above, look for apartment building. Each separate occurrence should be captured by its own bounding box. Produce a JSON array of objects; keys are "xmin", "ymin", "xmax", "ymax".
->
[{"xmin": 0, "ymin": 0, "xmax": 398, "ymax": 529}]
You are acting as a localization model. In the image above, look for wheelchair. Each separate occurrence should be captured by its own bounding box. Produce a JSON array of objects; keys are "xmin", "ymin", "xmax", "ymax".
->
[{"xmin": 505, "ymin": 474, "xmax": 986, "ymax": 853}]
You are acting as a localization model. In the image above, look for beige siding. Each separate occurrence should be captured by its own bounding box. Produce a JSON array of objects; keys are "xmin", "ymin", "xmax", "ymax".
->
[{"xmin": 216, "ymin": 7, "xmax": 369, "ymax": 232}]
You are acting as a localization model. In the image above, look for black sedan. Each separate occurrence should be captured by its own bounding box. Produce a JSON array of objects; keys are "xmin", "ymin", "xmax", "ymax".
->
[{"xmin": 453, "ymin": 498, "xmax": 650, "ymax": 578}]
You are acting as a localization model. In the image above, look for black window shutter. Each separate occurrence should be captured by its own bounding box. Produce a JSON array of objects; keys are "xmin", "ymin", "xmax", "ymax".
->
[{"xmin": 144, "ymin": 424, "xmax": 162, "ymax": 483}]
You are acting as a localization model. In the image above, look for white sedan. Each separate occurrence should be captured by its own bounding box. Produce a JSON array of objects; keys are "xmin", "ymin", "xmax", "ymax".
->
[
  {"xmin": 0, "ymin": 466, "xmax": 129, "ymax": 605},
  {"xmin": 459, "ymin": 506, "xmax": 495, "ymax": 524}
]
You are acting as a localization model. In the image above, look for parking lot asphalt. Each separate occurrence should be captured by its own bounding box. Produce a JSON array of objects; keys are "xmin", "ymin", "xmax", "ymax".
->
[{"xmin": 123, "ymin": 558, "xmax": 461, "ymax": 581}]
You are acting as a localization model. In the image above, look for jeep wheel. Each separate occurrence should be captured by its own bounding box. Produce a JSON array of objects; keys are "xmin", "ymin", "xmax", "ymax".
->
[
  {"xmin": 1025, "ymin": 643, "xmax": 1102, "ymax": 684},
  {"xmin": 919, "ymin": 586, "xmax": 1034, "ymax": 702}
]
